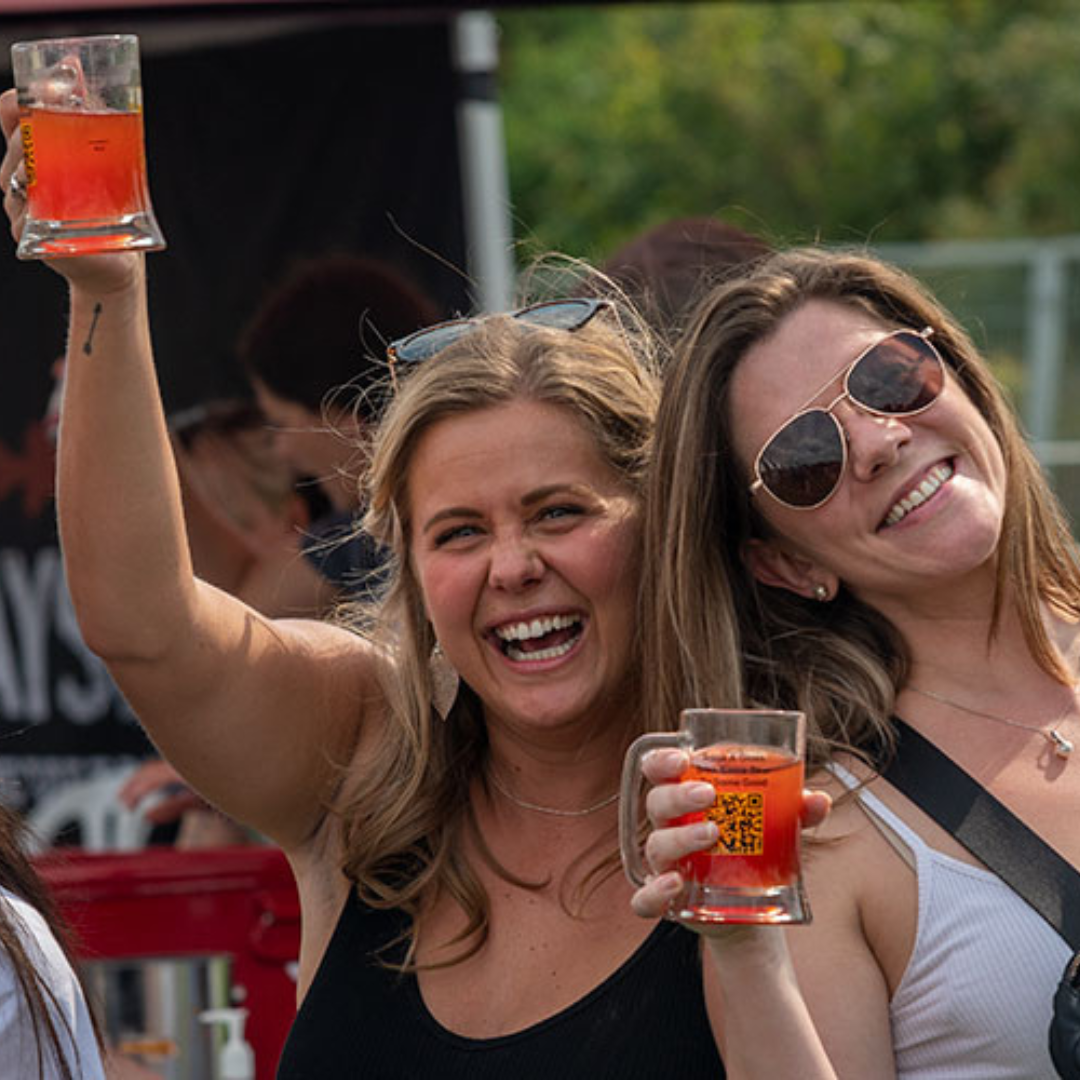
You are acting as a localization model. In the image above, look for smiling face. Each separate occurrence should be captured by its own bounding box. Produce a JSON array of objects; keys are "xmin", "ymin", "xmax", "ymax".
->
[
  {"xmin": 730, "ymin": 300, "xmax": 1008, "ymax": 611},
  {"xmin": 407, "ymin": 399, "xmax": 642, "ymax": 742}
]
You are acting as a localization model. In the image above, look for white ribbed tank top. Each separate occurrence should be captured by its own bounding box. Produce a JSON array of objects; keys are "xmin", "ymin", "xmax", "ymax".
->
[{"xmin": 831, "ymin": 763, "xmax": 1071, "ymax": 1079}]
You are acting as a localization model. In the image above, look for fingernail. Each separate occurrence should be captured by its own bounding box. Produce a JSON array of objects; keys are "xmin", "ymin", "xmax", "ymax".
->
[
  {"xmin": 646, "ymin": 749, "xmax": 685, "ymax": 771},
  {"xmin": 693, "ymin": 822, "xmax": 719, "ymax": 845},
  {"xmin": 655, "ymin": 872, "xmax": 681, "ymax": 893},
  {"xmin": 687, "ymin": 783, "xmax": 717, "ymax": 807}
]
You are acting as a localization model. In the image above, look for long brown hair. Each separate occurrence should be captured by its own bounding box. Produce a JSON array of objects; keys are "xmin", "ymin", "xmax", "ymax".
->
[
  {"xmin": 644, "ymin": 246, "xmax": 1080, "ymax": 768},
  {"xmin": 0, "ymin": 802, "xmax": 103, "ymax": 1079},
  {"xmin": 334, "ymin": 307, "xmax": 660, "ymax": 966}
]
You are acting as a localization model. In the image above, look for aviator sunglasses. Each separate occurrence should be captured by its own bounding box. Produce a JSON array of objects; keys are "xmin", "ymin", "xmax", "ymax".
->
[
  {"xmin": 386, "ymin": 297, "xmax": 611, "ymax": 371},
  {"xmin": 749, "ymin": 327, "xmax": 946, "ymax": 510}
]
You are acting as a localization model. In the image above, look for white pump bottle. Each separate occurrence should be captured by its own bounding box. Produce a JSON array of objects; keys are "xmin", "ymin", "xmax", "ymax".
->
[{"xmin": 199, "ymin": 1007, "xmax": 255, "ymax": 1080}]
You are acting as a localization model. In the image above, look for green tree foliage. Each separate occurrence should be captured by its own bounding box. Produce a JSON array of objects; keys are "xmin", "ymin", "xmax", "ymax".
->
[{"xmin": 499, "ymin": 2, "xmax": 1080, "ymax": 262}]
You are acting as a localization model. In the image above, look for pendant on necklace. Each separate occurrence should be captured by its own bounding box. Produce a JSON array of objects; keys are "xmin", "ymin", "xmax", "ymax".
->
[{"xmin": 1050, "ymin": 729, "xmax": 1075, "ymax": 759}]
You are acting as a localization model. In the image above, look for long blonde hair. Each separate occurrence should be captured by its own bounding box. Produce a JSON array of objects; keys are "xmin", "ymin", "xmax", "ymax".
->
[
  {"xmin": 335, "ymin": 308, "xmax": 660, "ymax": 964},
  {"xmin": 644, "ymin": 246, "xmax": 1080, "ymax": 769}
]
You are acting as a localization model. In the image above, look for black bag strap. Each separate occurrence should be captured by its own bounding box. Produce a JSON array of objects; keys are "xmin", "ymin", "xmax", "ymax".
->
[{"xmin": 881, "ymin": 717, "xmax": 1080, "ymax": 950}]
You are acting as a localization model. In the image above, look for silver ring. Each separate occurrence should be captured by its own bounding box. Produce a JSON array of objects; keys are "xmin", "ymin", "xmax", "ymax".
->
[{"xmin": 7, "ymin": 172, "xmax": 26, "ymax": 200}]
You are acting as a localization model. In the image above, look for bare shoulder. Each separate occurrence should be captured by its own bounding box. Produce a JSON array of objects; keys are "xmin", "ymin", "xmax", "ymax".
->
[
  {"xmin": 796, "ymin": 754, "xmax": 918, "ymax": 998},
  {"xmin": 221, "ymin": 609, "xmax": 392, "ymax": 723},
  {"xmin": 272, "ymin": 614, "xmax": 382, "ymax": 677},
  {"xmin": 803, "ymin": 754, "xmax": 912, "ymax": 909}
]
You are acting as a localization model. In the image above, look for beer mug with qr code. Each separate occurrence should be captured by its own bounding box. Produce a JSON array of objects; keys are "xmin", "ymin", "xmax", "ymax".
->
[{"xmin": 619, "ymin": 708, "xmax": 810, "ymax": 926}]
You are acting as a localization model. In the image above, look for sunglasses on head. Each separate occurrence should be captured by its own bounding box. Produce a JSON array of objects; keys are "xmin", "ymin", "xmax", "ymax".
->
[
  {"xmin": 749, "ymin": 327, "xmax": 945, "ymax": 511},
  {"xmin": 386, "ymin": 297, "xmax": 611, "ymax": 370}
]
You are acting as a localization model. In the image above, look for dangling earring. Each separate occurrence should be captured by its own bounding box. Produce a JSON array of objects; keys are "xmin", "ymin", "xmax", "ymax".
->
[
  {"xmin": 429, "ymin": 641, "xmax": 460, "ymax": 721},
  {"xmin": 813, "ymin": 584, "xmax": 829, "ymax": 602}
]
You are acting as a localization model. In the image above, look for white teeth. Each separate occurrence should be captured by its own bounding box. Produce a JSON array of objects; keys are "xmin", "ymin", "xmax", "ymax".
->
[
  {"xmin": 495, "ymin": 613, "xmax": 581, "ymax": 642},
  {"xmin": 505, "ymin": 638, "xmax": 577, "ymax": 662},
  {"xmin": 494, "ymin": 613, "xmax": 583, "ymax": 663},
  {"xmin": 883, "ymin": 463, "xmax": 953, "ymax": 527}
]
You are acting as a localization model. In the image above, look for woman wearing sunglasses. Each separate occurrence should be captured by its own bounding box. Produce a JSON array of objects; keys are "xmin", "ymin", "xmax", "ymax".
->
[
  {"xmin": 0, "ymin": 87, "xmax": 846, "ymax": 1077},
  {"xmin": 635, "ymin": 246, "xmax": 1079, "ymax": 1077}
]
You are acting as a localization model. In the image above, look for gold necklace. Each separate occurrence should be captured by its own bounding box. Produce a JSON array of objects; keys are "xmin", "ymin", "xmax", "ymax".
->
[
  {"xmin": 488, "ymin": 771, "xmax": 620, "ymax": 818},
  {"xmin": 906, "ymin": 684, "xmax": 1075, "ymax": 759}
]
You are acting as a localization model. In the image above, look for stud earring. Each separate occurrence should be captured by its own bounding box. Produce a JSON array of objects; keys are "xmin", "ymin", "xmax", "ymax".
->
[
  {"xmin": 429, "ymin": 641, "xmax": 460, "ymax": 721},
  {"xmin": 813, "ymin": 584, "xmax": 829, "ymax": 602}
]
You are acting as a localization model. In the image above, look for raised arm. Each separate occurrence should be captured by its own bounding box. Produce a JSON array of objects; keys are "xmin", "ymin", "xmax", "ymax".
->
[
  {"xmin": 630, "ymin": 750, "xmax": 848, "ymax": 1080},
  {"xmin": 1, "ymin": 89, "xmax": 382, "ymax": 850}
]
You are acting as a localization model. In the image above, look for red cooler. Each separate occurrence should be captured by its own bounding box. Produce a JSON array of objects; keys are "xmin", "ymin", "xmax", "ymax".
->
[{"xmin": 35, "ymin": 846, "xmax": 300, "ymax": 1080}]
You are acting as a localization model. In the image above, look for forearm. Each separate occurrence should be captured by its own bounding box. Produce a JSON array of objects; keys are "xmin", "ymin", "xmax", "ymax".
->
[
  {"xmin": 56, "ymin": 259, "xmax": 195, "ymax": 659},
  {"xmin": 706, "ymin": 929, "xmax": 836, "ymax": 1080}
]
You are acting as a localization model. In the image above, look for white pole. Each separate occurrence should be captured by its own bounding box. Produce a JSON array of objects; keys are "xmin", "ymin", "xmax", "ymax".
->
[
  {"xmin": 452, "ymin": 11, "xmax": 516, "ymax": 313},
  {"xmin": 1024, "ymin": 249, "xmax": 1066, "ymax": 445}
]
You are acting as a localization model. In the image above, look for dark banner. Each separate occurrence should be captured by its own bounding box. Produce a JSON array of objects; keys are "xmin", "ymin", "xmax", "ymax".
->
[{"xmin": 0, "ymin": 16, "xmax": 468, "ymax": 811}]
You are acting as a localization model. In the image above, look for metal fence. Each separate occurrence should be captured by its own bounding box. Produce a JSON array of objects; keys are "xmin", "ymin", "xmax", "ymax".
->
[{"xmin": 873, "ymin": 235, "xmax": 1080, "ymax": 530}]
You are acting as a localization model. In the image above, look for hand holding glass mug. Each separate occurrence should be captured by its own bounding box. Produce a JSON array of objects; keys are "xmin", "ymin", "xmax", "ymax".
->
[
  {"xmin": 621, "ymin": 709, "xmax": 829, "ymax": 928},
  {"xmin": 8, "ymin": 34, "xmax": 165, "ymax": 258},
  {"xmin": 2, "ymin": 85, "xmax": 145, "ymax": 299}
]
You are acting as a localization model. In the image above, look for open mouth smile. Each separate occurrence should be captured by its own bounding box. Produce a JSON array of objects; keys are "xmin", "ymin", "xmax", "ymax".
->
[
  {"xmin": 491, "ymin": 613, "xmax": 584, "ymax": 662},
  {"xmin": 881, "ymin": 461, "xmax": 954, "ymax": 529}
]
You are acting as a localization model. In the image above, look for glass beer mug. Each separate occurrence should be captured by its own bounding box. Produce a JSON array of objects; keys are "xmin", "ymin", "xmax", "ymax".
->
[
  {"xmin": 620, "ymin": 708, "xmax": 811, "ymax": 925},
  {"xmin": 11, "ymin": 33, "xmax": 166, "ymax": 258}
]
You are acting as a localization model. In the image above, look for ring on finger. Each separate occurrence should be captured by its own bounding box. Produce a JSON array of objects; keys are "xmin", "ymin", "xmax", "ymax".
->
[{"xmin": 7, "ymin": 172, "xmax": 26, "ymax": 200}]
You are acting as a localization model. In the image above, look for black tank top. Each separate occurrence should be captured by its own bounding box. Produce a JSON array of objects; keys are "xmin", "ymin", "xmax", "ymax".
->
[{"xmin": 276, "ymin": 892, "xmax": 725, "ymax": 1079}]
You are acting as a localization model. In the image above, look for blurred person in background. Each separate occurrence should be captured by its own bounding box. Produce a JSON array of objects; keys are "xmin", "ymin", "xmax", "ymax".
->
[
  {"xmin": 600, "ymin": 215, "xmax": 771, "ymax": 344},
  {"xmin": 237, "ymin": 253, "xmax": 443, "ymax": 610}
]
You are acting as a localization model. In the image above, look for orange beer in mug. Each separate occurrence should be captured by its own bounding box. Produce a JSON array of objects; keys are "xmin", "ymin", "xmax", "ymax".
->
[
  {"xmin": 12, "ymin": 34, "xmax": 165, "ymax": 258},
  {"xmin": 619, "ymin": 709, "xmax": 810, "ymax": 925}
]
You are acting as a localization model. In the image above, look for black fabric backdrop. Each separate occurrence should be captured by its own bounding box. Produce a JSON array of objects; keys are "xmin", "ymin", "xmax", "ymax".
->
[{"xmin": 0, "ymin": 15, "xmax": 468, "ymax": 810}]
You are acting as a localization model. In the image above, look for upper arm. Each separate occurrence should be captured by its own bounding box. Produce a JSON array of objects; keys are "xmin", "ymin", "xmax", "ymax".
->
[
  {"xmin": 698, "ymin": 829, "xmax": 900, "ymax": 1079},
  {"xmin": 106, "ymin": 578, "xmax": 388, "ymax": 849},
  {"xmin": 780, "ymin": 796, "xmax": 912, "ymax": 1079},
  {"xmin": 699, "ymin": 772, "xmax": 906, "ymax": 1078}
]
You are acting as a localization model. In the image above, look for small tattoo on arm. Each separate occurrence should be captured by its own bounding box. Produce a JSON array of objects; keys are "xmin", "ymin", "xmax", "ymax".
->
[{"xmin": 82, "ymin": 303, "xmax": 102, "ymax": 355}]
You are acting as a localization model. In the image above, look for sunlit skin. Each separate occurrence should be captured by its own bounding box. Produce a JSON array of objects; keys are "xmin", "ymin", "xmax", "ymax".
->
[
  {"xmin": 0, "ymin": 81, "xmax": 846, "ymax": 1080},
  {"xmin": 730, "ymin": 300, "xmax": 1008, "ymax": 621},
  {"xmin": 407, "ymin": 400, "xmax": 642, "ymax": 761}
]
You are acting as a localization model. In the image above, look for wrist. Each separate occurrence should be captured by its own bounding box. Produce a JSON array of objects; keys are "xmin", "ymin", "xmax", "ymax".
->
[
  {"xmin": 62, "ymin": 251, "xmax": 146, "ymax": 303},
  {"xmin": 703, "ymin": 924, "xmax": 792, "ymax": 969}
]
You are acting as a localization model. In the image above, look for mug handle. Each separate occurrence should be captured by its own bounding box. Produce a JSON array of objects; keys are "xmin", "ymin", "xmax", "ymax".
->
[{"xmin": 618, "ymin": 731, "xmax": 686, "ymax": 887}]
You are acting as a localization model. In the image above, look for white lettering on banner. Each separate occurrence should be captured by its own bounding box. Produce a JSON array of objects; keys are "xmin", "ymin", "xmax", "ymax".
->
[
  {"xmin": 0, "ymin": 564, "xmax": 20, "ymax": 715},
  {"xmin": 0, "ymin": 545, "xmax": 130, "ymax": 726},
  {"xmin": 1, "ymin": 545, "xmax": 54, "ymax": 720}
]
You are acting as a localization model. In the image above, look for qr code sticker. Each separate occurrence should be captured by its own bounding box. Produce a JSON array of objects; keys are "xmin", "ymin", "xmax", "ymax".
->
[{"xmin": 707, "ymin": 792, "xmax": 764, "ymax": 856}]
